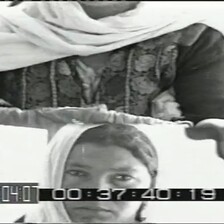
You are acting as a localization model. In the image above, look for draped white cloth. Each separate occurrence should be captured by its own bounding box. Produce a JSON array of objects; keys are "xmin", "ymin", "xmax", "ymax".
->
[
  {"xmin": 25, "ymin": 124, "xmax": 97, "ymax": 223},
  {"xmin": 0, "ymin": 1, "xmax": 224, "ymax": 71}
]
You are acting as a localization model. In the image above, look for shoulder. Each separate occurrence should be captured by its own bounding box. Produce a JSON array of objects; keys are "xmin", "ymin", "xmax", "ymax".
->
[
  {"xmin": 137, "ymin": 23, "xmax": 222, "ymax": 53},
  {"xmin": 177, "ymin": 24, "xmax": 224, "ymax": 72}
]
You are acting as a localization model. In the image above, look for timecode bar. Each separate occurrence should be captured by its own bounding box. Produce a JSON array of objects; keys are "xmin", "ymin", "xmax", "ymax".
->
[
  {"xmin": 39, "ymin": 188, "xmax": 224, "ymax": 201},
  {"xmin": 1, "ymin": 184, "xmax": 224, "ymax": 203}
]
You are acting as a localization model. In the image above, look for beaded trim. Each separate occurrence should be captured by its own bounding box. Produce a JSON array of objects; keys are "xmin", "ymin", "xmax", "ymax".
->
[
  {"xmin": 154, "ymin": 48, "xmax": 163, "ymax": 81},
  {"xmin": 124, "ymin": 48, "xmax": 135, "ymax": 113},
  {"xmin": 50, "ymin": 61, "xmax": 58, "ymax": 107},
  {"xmin": 21, "ymin": 67, "xmax": 28, "ymax": 109}
]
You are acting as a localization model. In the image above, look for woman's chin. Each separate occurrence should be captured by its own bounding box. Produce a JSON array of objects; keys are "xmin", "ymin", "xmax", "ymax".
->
[
  {"xmin": 70, "ymin": 212, "xmax": 116, "ymax": 223},
  {"xmin": 72, "ymin": 217, "xmax": 115, "ymax": 223}
]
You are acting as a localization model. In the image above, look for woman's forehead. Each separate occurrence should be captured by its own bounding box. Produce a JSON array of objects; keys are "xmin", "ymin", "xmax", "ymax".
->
[{"xmin": 65, "ymin": 143, "xmax": 146, "ymax": 171}]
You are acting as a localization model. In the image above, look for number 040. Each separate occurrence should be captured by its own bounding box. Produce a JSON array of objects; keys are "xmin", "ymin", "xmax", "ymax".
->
[{"xmin": 141, "ymin": 189, "xmax": 171, "ymax": 200}]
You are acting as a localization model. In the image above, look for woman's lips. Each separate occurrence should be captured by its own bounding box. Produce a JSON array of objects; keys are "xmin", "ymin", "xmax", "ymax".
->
[
  {"xmin": 73, "ymin": 206, "xmax": 113, "ymax": 215},
  {"xmin": 75, "ymin": 206, "xmax": 111, "ymax": 211}
]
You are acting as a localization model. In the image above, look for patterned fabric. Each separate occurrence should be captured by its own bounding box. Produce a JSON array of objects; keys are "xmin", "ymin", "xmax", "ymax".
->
[{"xmin": 0, "ymin": 24, "xmax": 207, "ymax": 119}]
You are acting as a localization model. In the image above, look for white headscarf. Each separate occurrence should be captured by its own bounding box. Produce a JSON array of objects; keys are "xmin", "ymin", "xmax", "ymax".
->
[
  {"xmin": 0, "ymin": 1, "xmax": 224, "ymax": 71},
  {"xmin": 25, "ymin": 123, "xmax": 99, "ymax": 223}
]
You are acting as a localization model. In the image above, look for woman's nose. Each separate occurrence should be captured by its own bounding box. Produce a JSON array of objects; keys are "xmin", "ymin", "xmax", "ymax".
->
[{"xmin": 87, "ymin": 176, "xmax": 110, "ymax": 189}]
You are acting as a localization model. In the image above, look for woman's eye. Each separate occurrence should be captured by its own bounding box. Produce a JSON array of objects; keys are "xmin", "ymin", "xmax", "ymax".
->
[
  {"xmin": 114, "ymin": 174, "xmax": 134, "ymax": 182},
  {"xmin": 66, "ymin": 170, "xmax": 87, "ymax": 177}
]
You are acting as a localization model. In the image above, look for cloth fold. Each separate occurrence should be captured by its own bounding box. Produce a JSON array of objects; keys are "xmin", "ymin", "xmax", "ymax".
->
[
  {"xmin": 0, "ymin": 1, "xmax": 224, "ymax": 71},
  {"xmin": 0, "ymin": 105, "xmax": 188, "ymax": 140},
  {"xmin": 24, "ymin": 124, "xmax": 94, "ymax": 223}
]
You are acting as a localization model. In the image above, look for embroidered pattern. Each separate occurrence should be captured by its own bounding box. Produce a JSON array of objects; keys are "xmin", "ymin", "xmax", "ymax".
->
[{"xmin": 0, "ymin": 40, "xmax": 178, "ymax": 117}]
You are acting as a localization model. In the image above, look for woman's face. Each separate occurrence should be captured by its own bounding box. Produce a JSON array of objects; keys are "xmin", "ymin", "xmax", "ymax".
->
[{"xmin": 62, "ymin": 143, "xmax": 151, "ymax": 223}]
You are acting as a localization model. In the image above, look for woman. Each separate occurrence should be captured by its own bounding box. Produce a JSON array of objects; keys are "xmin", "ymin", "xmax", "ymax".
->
[
  {"xmin": 16, "ymin": 123, "xmax": 158, "ymax": 223},
  {"xmin": 0, "ymin": 1, "xmax": 224, "ymax": 123}
]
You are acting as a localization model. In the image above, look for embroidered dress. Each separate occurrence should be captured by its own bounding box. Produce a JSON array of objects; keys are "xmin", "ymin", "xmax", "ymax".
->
[{"xmin": 2, "ymin": 24, "xmax": 224, "ymax": 123}]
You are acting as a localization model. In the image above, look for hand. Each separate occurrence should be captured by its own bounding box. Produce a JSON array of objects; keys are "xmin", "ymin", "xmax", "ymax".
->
[
  {"xmin": 186, "ymin": 119, "xmax": 224, "ymax": 159},
  {"xmin": 196, "ymin": 119, "xmax": 224, "ymax": 141},
  {"xmin": 151, "ymin": 88, "xmax": 184, "ymax": 121}
]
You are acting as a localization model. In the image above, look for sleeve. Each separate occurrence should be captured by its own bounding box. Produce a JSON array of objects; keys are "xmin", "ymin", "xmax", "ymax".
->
[{"xmin": 174, "ymin": 25, "xmax": 224, "ymax": 123}]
